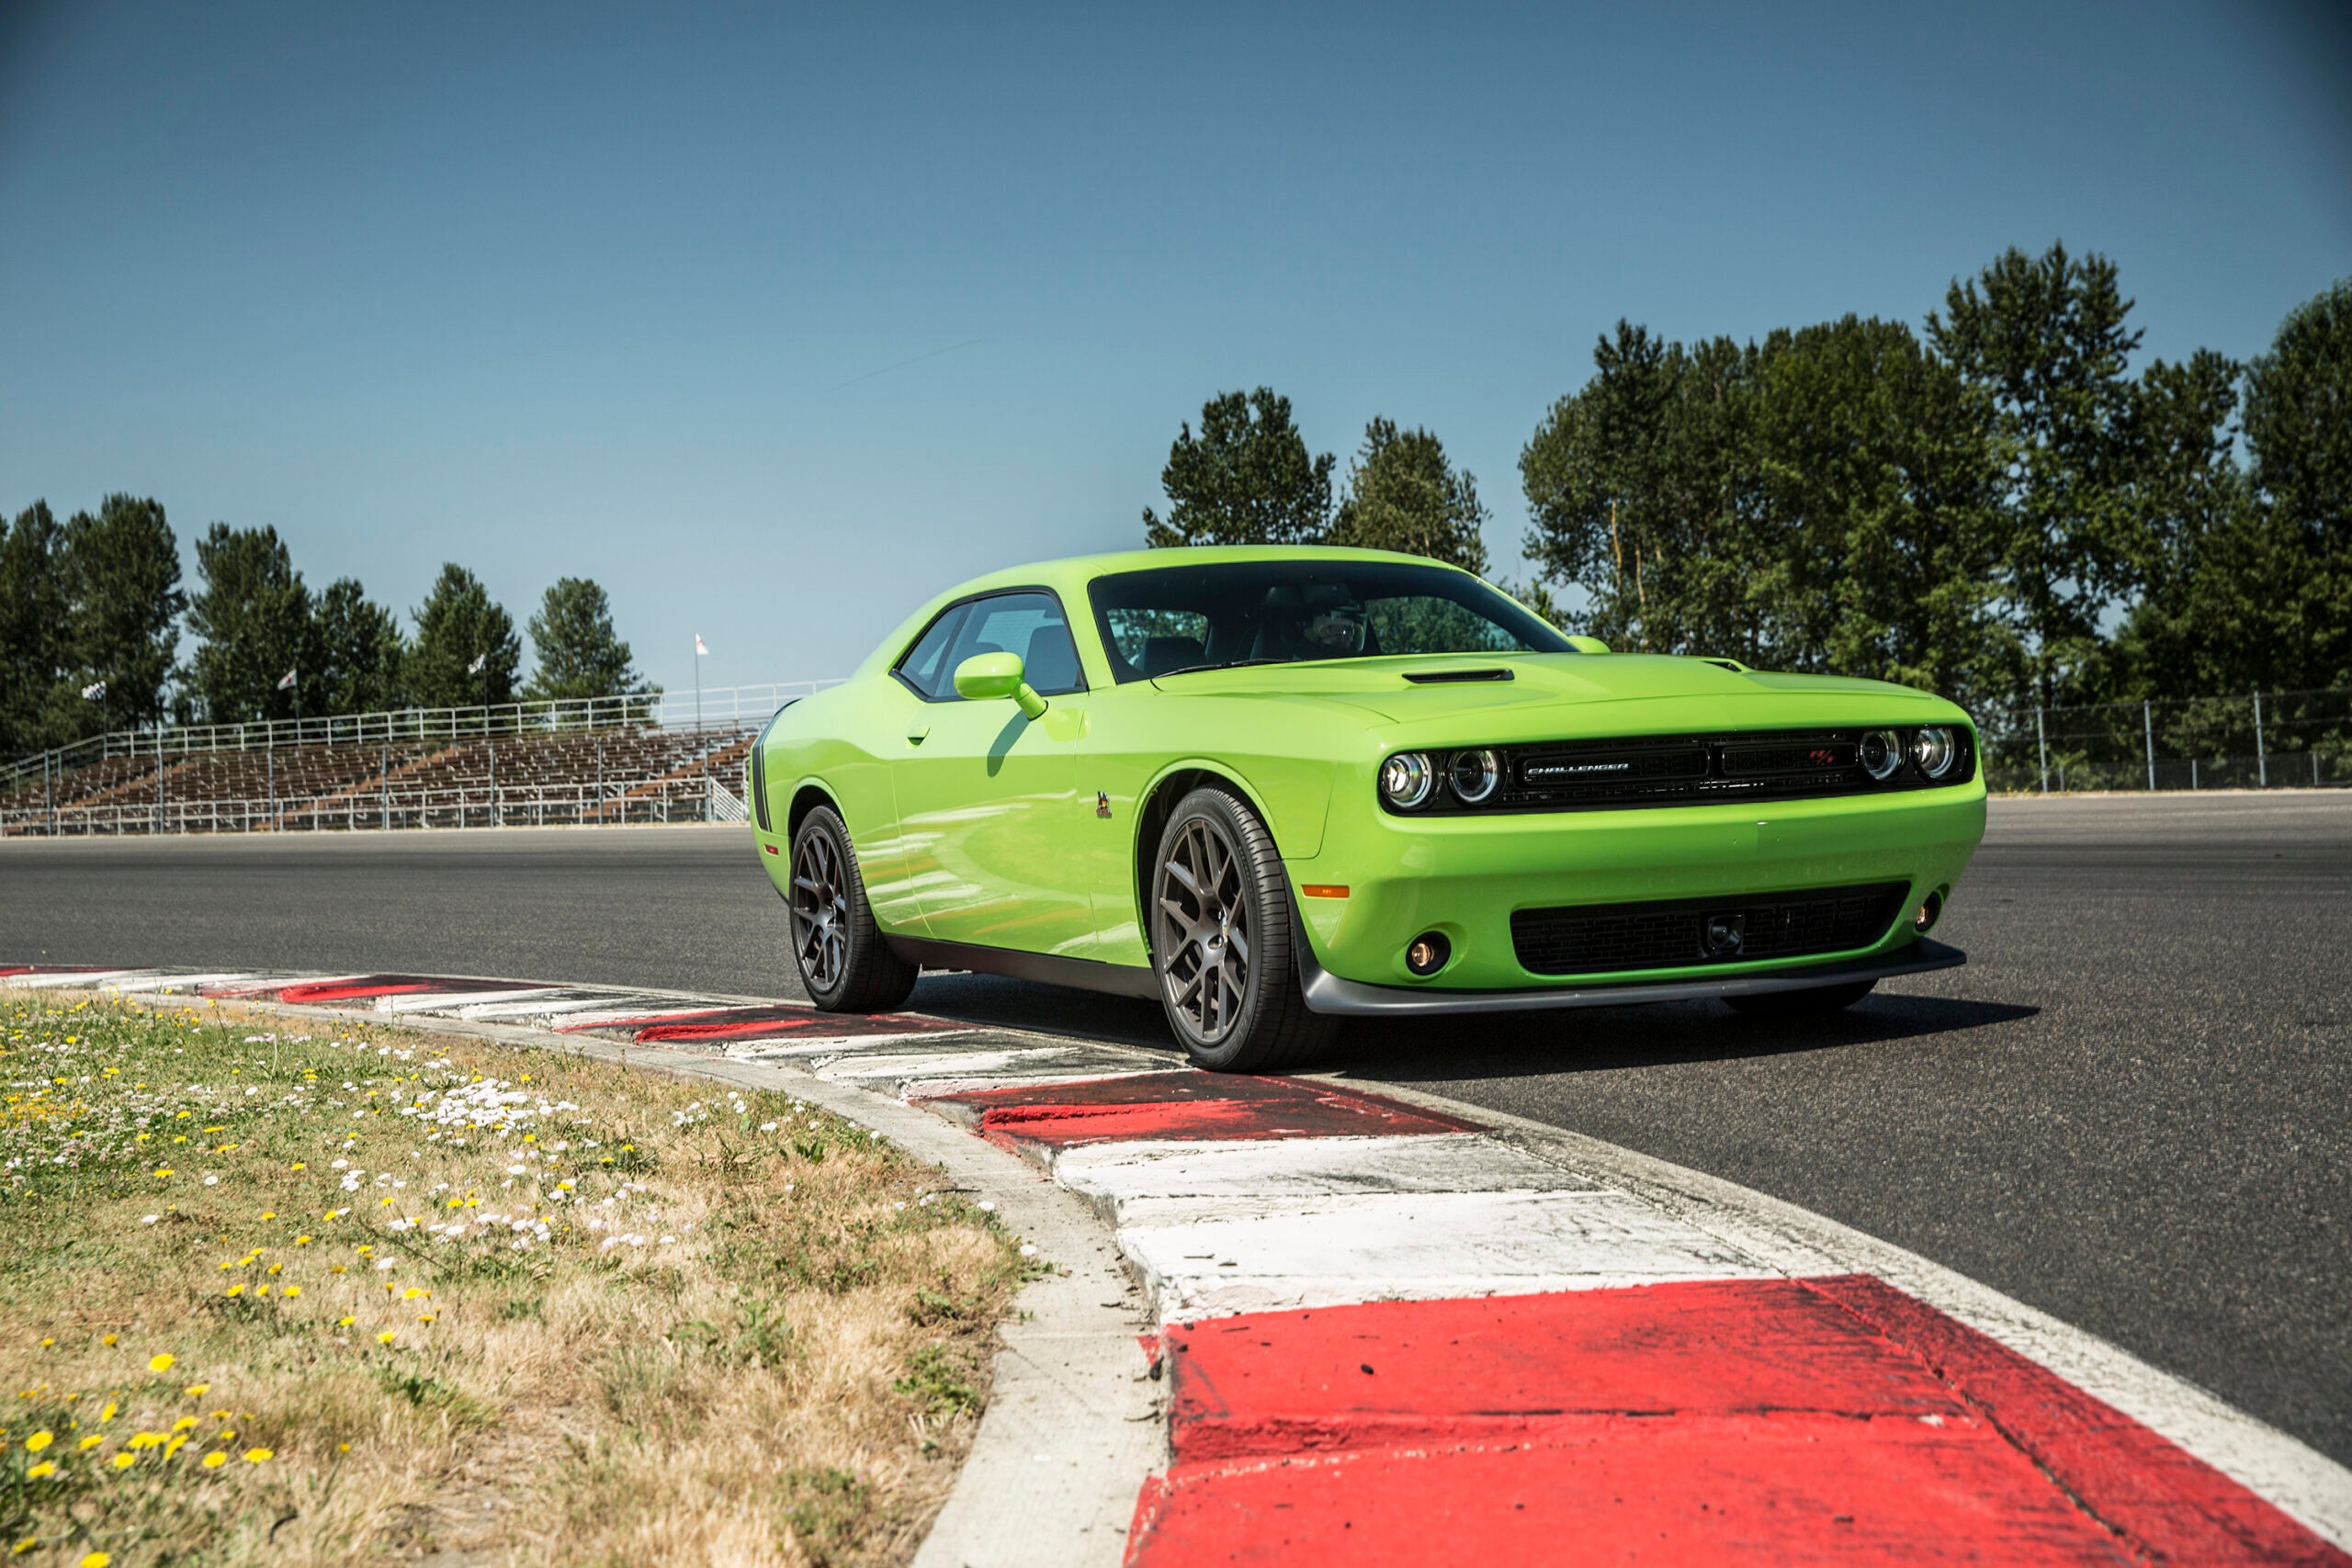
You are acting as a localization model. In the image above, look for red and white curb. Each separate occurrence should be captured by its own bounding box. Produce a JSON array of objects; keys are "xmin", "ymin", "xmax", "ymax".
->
[{"xmin": 11, "ymin": 964, "xmax": 2349, "ymax": 1565}]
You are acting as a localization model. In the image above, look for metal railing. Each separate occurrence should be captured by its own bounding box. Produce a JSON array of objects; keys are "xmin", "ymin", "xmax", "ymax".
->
[
  {"xmin": 0, "ymin": 681, "xmax": 840, "ymax": 797},
  {"xmin": 1979, "ymin": 686, "xmax": 2352, "ymax": 793},
  {"xmin": 0, "ymin": 769, "xmax": 757, "ymax": 837}
]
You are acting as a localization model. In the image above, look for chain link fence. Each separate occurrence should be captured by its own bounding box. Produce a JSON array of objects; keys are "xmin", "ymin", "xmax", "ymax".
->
[{"xmin": 1979, "ymin": 687, "xmax": 2352, "ymax": 793}]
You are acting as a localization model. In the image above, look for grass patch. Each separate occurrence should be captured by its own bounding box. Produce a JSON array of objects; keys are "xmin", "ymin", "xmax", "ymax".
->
[{"xmin": 0, "ymin": 991, "xmax": 1027, "ymax": 1565}]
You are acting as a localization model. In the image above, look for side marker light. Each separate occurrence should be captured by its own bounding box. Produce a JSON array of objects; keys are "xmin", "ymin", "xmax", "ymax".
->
[{"xmin": 1302, "ymin": 885, "xmax": 1351, "ymax": 898}]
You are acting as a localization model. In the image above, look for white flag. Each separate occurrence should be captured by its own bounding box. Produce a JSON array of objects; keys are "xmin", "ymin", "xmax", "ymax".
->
[
  {"xmin": 80, "ymin": 679, "xmax": 107, "ymax": 701},
  {"xmin": 695, "ymin": 635, "xmax": 709, "ymax": 657},
  {"xmin": 467, "ymin": 653, "xmax": 488, "ymax": 674},
  {"xmin": 277, "ymin": 667, "xmax": 298, "ymax": 690}
]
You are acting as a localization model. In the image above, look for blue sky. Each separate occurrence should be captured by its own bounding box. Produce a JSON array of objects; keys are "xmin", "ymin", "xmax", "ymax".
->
[{"xmin": 3, "ymin": 0, "xmax": 2346, "ymax": 694}]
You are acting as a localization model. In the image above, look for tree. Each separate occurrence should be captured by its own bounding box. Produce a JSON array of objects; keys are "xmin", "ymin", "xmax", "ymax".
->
[
  {"xmin": 0, "ymin": 502, "xmax": 71, "ymax": 756},
  {"xmin": 407, "ymin": 564, "xmax": 520, "ymax": 708},
  {"xmin": 60, "ymin": 495, "xmax": 183, "ymax": 734},
  {"xmin": 1520, "ymin": 322, "xmax": 1770, "ymax": 659},
  {"xmin": 313, "ymin": 578, "xmax": 407, "ymax": 715},
  {"xmin": 1143, "ymin": 388, "xmax": 1334, "ymax": 547},
  {"xmin": 1328, "ymin": 417, "xmax": 1490, "ymax": 573},
  {"xmin": 1926, "ymin": 243, "xmax": 2143, "ymax": 706},
  {"xmin": 524, "ymin": 577, "xmax": 648, "ymax": 701},
  {"xmin": 2242, "ymin": 276, "xmax": 2351, "ymax": 689},
  {"xmin": 185, "ymin": 523, "xmax": 320, "ymax": 724}
]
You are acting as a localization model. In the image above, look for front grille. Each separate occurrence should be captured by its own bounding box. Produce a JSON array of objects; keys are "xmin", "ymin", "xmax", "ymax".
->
[
  {"xmin": 1459, "ymin": 728, "xmax": 1973, "ymax": 813},
  {"xmin": 1510, "ymin": 881, "xmax": 1909, "ymax": 977}
]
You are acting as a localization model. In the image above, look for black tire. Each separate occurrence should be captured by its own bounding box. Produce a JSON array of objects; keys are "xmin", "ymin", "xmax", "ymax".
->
[
  {"xmin": 1724, "ymin": 979, "xmax": 1877, "ymax": 1017},
  {"xmin": 787, "ymin": 807, "xmax": 918, "ymax": 1012},
  {"xmin": 1151, "ymin": 785, "xmax": 1337, "ymax": 1072}
]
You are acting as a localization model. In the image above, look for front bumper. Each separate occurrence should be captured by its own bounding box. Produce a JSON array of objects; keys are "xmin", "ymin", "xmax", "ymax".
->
[
  {"xmin": 1297, "ymin": 931, "xmax": 1964, "ymax": 1016},
  {"xmin": 1292, "ymin": 784, "xmax": 1985, "ymax": 991}
]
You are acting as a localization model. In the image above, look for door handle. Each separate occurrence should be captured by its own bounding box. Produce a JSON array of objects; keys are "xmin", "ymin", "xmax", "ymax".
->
[{"xmin": 906, "ymin": 724, "xmax": 930, "ymax": 746}]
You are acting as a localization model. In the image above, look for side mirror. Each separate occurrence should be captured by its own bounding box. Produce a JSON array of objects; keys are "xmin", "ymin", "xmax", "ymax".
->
[
  {"xmin": 953, "ymin": 651, "xmax": 1048, "ymax": 719},
  {"xmin": 1565, "ymin": 635, "xmax": 1612, "ymax": 655}
]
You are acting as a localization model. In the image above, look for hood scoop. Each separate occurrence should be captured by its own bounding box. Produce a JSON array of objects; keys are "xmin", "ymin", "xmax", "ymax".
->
[{"xmin": 1401, "ymin": 667, "xmax": 1514, "ymax": 684}]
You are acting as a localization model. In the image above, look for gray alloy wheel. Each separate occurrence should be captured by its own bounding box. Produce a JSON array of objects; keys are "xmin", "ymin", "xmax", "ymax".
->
[
  {"xmin": 1151, "ymin": 785, "xmax": 1337, "ymax": 1072},
  {"xmin": 786, "ymin": 807, "xmax": 918, "ymax": 1012}
]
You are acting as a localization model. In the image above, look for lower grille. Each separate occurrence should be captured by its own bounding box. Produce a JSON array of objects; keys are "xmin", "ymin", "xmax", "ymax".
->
[{"xmin": 1510, "ymin": 882, "xmax": 1909, "ymax": 977}]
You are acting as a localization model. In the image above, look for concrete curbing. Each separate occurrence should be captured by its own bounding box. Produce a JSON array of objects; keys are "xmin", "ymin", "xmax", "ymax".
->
[{"xmin": 9, "ymin": 964, "xmax": 2348, "ymax": 1565}]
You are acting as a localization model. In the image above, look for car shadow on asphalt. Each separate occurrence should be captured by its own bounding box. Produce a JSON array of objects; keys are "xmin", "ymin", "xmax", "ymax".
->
[
  {"xmin": 1336, "ymin": 993, "xmax": 2041, "ymax": 1085},
  {"xmin": 909, "ymin": 971, "xmax": 2039, "ymax": 1079}
]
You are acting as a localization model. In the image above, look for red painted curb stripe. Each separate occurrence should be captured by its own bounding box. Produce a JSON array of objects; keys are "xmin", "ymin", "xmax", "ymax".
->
[
  {"xmin": 275, "ymin": 979, "xmax": 447, "ymax": 1005},
  {"xmin": 553, "ymin": 1006, "xmax": 964, "ymax": 1043},
  {"xmin": 924, "ymin": 1072, "xmax": 1476, "ymax": 1147},
  {"xmin": 1129, "ymin": 1280, "xmax": 2347, "ymax": 1567}
]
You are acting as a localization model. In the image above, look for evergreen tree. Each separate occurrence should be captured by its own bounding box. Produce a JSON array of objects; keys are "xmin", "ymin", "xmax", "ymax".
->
[
  {"xmin": 1143, "ymin": 389, "xmax": 1334, "ymax": 547},
  {"xmin": 313, "ymin": 578, "xmax": 408, "ymax": 715},
  {"xmin": 524, "ymin": 577, "xmax": 648, "ymax": 700},
  {"xmin": 185, "ymin": 523, "xmax": 320, "ymax": 723},
  {"xmin": 1926, "ymin": 243, "xmax": 2143, "ymax": 705},
  {"xmin": 407, "ymin": 564, "xmax": 520, "ymax": 708},
  {"xmin": 0, "ymin": 502, "xmax": 71, "ymax": 756},
  {"xmin": 1329, "ymin": 417, "xmax": 1490, "ymax": 573},
  {"xmin": 2242, "ymin": 276, "xmax": 2352, "ymax": 689},
  {"xmin": 60, "ymin": 495, "xmax": 183, "ymax": 733}
]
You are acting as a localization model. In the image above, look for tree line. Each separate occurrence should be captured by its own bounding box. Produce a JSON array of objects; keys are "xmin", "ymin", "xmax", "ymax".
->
[
  {"xmin": 1143, "ymin": 245, "xmax": 2351, "ymax": 718},
  {"xmin": 0, "ymin": 508, "xmax": 650, "ymax": 757}
]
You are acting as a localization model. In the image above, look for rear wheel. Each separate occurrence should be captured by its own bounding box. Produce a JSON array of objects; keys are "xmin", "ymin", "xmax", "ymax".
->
[
  {"xmin": 788, "ymin": 807, "xmax": 918, "ymax": 1012},
  {"xmin": 1152, "ymin": 785, "xmax": 1335, "ymax": 1072},
  {"xmin": 1724, "ymin": 979, "xmax": 1876, "ymax": 1017}
]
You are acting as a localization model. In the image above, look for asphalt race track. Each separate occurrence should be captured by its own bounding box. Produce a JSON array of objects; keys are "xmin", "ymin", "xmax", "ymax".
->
[{"xmin": 6, "ymin": 792, "xmax": 2347, "ymax": 1464}]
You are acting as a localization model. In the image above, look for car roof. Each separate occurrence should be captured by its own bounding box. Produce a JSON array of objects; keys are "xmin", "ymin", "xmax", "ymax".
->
[{"xmin": 947, "ymin": 545, "xmax": 1466, "ymax": 598}]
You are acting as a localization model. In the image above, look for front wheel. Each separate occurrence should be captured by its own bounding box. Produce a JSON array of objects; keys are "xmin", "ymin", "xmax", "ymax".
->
[
  {"xmin": 1151, "ymin": 786, "xmax": 1336, "ymax": 1072},
  {"xmin": 1724, "ymin": 979, "xmax": 1876, "ymax": 1017},
  {"xmin": 787, "ymin": 807, "xmax": 918, "ymax": 1012}
]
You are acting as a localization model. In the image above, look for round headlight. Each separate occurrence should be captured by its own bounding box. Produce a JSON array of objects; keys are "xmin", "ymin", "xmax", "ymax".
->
[
  {"xmin": 1911, "ymin": 726, "xmax": 1959, "ymax": 780},
  {"xmin": 1380, "ymin": 752, "xmax": 1435, "ymax": 809},
  {"xmin": 1860, "ymin": 729, "xmax": 1905, "ymax": 782},
  {"xmin": 1448, "ymin": 749, "xmax": 1500, "ymax": 805}
]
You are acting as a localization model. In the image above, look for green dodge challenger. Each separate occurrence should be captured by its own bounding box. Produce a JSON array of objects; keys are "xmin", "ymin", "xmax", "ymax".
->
[{"xmin": 750, "ymin": 547, "xmax": 1985, "ymax": 1071}]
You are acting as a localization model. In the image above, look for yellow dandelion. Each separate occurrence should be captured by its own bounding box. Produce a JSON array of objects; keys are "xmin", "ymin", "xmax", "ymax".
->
[
  {"xmin": 255, "ymin": 1286, "xmax": 269, "ymax": 1297},
  {"xmin": 200, "ymin": 1450, "xmax": 227, "ymax": 1469},
  {"xmin": 259, "ymin": 1211, "xmax": 275, "ymax": 1220},
  {"xmin": 375, "ymin": 1331, "xmax": 395, "ymax": 1346},
  {"xmin": 36, "ymin": 1339, "xmax": 51, "ymax": 1350},
  {"xmin": 99, "ymin": 1336, "xmax": 116, "ymax": 1348},
  {"xmin": 282, "ymin": 1286, "xmax": 301, "ymax": 1299},
  {"xmin": 294, "ymin": 1235, "xmax": 311, "ymax": 1246},
  {"xmin": 401, "ymin": 1287, "xmax": 423, "ymax": 1300},
  {"xmin": 243, "ymin": 1448, "xmax": 271, "ymax": 1464},
  {"xmin": 81, "ymin": 1553, "xmax": 109, "ymax": 1568},
  {"xmin": 148, "ymin": 1353, "xmax": 175, "ymax": 1372},
  {"xmin": 125, "ymin": 1434, "xmax": 159, "ymax": 1451},
  {"xmin": 170, "ymin": 1417, "xmax": 196, "ymax": 1433},
  {"xmin": 223, "ymin": 1285, "xmax": 243, "ymax": 1298},
  {"xmin": 335, "ymin": 1316, "xmax": 354, "ymax": 1328},
  {"xmin": 162, "ymin": 1435, "xmax": 187, "ymax": 1459},
  {"xmin": 266, "ymin": 1262, "xmax": 282, "ymax": 1275},
  {"xmin": 418, "ymin": 1314, "xmax": 436, "ymax": 1324},
  {"xmin": 184, "ymin": 1383, "xmax": 209, "ymax": 1397},
  {"xmin": 109, "ymin": 1451, "xmax": 134, "ymax": 1470},
  {"xmin": 98, "ymin": 1403, "xmax": 116, "ymax": 1422},
  {"xmin": 77, "ymin": 1435, "xmax": 101, "ymax": 1450},
  {"xmin": 24, "ymin": 1432, "xmax": 51, "ymax": 1451},
  {"xmin": 25, "ymin": 1461, "xmax": 54, "ymax": 1480}
]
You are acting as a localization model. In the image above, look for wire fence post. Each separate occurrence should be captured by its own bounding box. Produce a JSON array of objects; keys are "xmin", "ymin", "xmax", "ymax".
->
[
  {"xmin": 489, "ymin": 740, "xmax": 498, "ymax": 828},
  {"xmin": 266, "ymin": 733, "xmax": 276, "ymax": 831},
  {"xmin": 380, "ymin": 735, "xmax": 390, "ymax": 830},
  {"xmin": 2253, "ymin": 692, "xmax": 2267, "ymax": 788},
  {"xmin": 156, "ymin": 726, "xmax": 166, "ymax": 834},
  {"xmin": 2143, "ymin": 701, "xmax": 2155, "ymax": 791},
  {"xmin": 2036, "ymin": 705, "xmax": 2049, "ymax": 794}
]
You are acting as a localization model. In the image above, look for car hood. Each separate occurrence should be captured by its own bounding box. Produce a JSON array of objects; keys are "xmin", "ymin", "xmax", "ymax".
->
[{"xmin": 1149, "ymin": 653, "xmax": 1950, "ymax": 725}]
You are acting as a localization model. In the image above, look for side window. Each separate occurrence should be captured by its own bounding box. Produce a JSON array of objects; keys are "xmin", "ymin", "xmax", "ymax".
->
[
  {"xmin": 1102, "ymin": 608, "xmax": 1212, "ymax": 679},
  {"xmin": 940, "ymin": 592, "xmax": 1087, "ymax": 697},
  {"xmin": 892, "ymin": 604, "xmax": 968, "ymax": 699}
]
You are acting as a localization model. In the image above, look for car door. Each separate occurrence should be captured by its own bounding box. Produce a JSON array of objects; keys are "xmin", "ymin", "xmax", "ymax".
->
[{"xmin": 889, "ymin": 590, "xmax": 1095, "ymax": 956}]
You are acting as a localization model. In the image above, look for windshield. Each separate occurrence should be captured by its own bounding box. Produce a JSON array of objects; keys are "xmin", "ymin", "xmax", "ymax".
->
[{"xmin": 1089, "ymin": 558, "xmax": 1574, "ymax": 682}]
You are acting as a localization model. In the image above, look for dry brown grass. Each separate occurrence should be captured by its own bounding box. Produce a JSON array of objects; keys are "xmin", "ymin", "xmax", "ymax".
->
[{"xmin": 0, "ymin": 991, "xmax": 1026, "ymax": 1566}]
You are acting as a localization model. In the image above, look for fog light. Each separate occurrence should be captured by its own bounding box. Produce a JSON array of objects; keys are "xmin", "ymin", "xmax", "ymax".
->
[
  {"xmin": 1405, "ymin": 931, "xmax": 1451, "ymax": 976},
  {"xmin": 1915, "ymin": 890, "xmax": 1943, "ymax": 932},
  {"xmin": 1860, "ymin": 729, "xmax": 1904, "ymax": 781},
  {"xmin": 1381, "ymin": 752, "xmax": 1435, "ymax": 809}
]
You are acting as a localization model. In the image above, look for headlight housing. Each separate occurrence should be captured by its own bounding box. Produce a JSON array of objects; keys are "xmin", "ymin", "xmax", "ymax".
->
[
  {"xmin": 1859, "ymin": 729, "xmax": 1905, "ymax": 782},
  {"xmin": 1380, "ymin": 751, "xmax": 1435, "ymax": 809},
  {"xmin": 1911, "ymin": 726, "xmax": 1958, "ymax": 780},
  {"xmin": 1448, "ymin": 749, "xmax": 1500, "ymax": 804}
]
